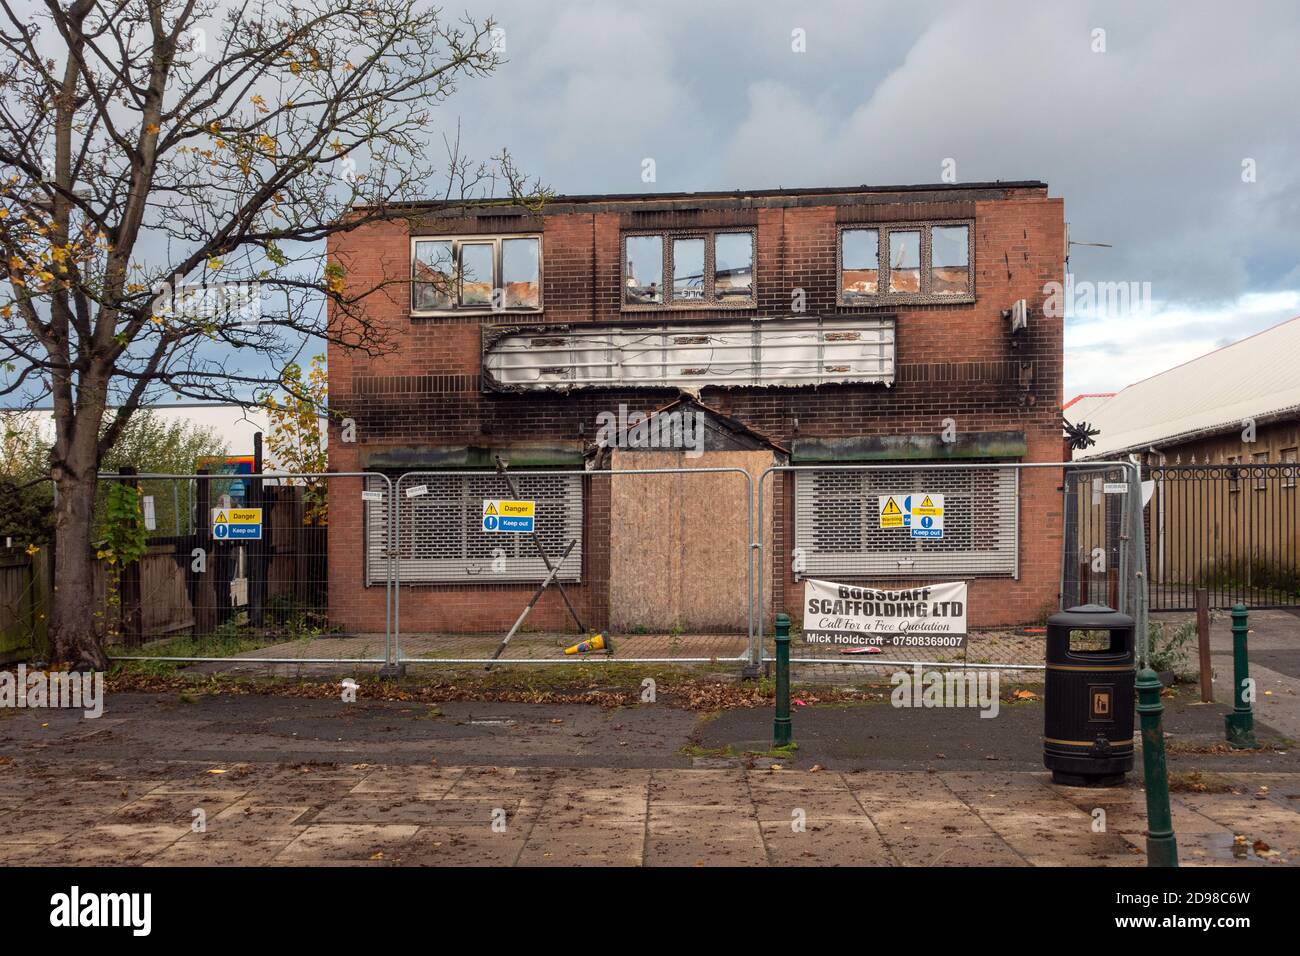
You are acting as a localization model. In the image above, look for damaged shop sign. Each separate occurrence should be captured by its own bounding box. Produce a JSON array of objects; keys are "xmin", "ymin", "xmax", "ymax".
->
[{"xmin": 481, "ymin": 315, "xmax": 895, "ymax": 392}]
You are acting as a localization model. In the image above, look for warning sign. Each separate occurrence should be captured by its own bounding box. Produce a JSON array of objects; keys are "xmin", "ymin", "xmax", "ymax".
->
[
  {"xmin": 912, "ymin": 494, "xmax": 944, "ymax": 517},
  {"xmin": 212, "ymin": 507, "xmax": 262, "ymax": 540},
  {"xmin": 879, "ymin": 493, "xmax": 946, "ymax": 539},
  {"xmin": 482, "ymin": 499, "xmax": 535, "ymax": 533},
  {"xmin": 878, "ymin": 496, "xmax": 905, "ymax": 529}
]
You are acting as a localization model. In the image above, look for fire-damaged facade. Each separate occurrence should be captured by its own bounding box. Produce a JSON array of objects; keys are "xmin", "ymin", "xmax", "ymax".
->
[{"xmin": 326, "ymin": 181, "xmax": 1066, "ymax": 636}]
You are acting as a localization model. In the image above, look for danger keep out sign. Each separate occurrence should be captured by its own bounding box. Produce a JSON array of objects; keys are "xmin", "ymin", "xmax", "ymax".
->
[
  {"xmin": 211, "ymin": 507, "xmax": 262, "ymax": 540},
  {"xmin": 878, "ymin": 493, "xmax": 945, "ymax": 539},
  {"xmin": 482, "ymin": 499, "xmax": 535, "ymax": 533}
]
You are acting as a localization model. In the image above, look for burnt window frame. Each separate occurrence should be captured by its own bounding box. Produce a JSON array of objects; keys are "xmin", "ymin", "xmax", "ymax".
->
[
  {"xmin": 837, "ymin": 220, "xmax": 975, "ymax": 306},
  {"xmin": 410, "ymin": 233, "xmax": 544, "ymax": 316},
  {"xmin": 621, "ymin": 227, "xmax": 757, "ymax": 311}
]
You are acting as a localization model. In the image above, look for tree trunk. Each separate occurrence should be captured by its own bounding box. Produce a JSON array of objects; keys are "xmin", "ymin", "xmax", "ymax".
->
[{"xmin": 49, "ymin": 468, "xmax": 108, "ymax": 670}]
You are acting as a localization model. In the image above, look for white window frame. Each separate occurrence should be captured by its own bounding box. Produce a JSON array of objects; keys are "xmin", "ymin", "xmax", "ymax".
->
[
  {"xmin": 793, "ymin": 466, "xmax": 1019, "ymax": 578},
  {"xmin": 1283, "ymin": 448, "xmax": 1297, "ymax": 488},
  {"xmin": 410, "ymin": 234, "xmax": 544, "ymax": 316}
]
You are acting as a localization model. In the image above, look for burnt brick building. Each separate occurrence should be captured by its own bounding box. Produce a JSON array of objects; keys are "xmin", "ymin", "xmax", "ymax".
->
[{"xmin": 326, "ymin": 181, "xmax": 1066, "ymax": 637}]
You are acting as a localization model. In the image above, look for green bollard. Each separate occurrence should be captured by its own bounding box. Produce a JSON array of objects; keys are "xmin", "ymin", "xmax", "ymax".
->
[
  {"xmin": 1225, "ymin": 604, "xmax": 1258, "ymax": 749},
  {"xmin": 1136, "ymin": 667, "xmax": 1179, "ymax": 867},
  {"xmin": 773, "ymin": 613, "xmax": 792, "ymax": 747}
]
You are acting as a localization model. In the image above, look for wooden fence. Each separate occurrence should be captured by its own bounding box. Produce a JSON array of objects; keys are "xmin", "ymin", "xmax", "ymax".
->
[{"xmin": 0, "ymin": 484, "xmax": 325, "ymax": 659}]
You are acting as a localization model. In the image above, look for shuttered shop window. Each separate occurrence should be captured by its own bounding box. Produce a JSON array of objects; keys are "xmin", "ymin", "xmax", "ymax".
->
[
  {"xmin": 367, "ymin": 473, "xmax": 583, "ymax": 584},
  {"xmin": 794, "ymin": 467, "xmax": 1018, "ymax": 577}
]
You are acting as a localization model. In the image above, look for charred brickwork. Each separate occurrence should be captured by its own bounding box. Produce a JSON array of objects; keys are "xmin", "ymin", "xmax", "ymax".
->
[{"xmin": 326, "ymin": 182, "xmax": 1066, "ymax": 634}]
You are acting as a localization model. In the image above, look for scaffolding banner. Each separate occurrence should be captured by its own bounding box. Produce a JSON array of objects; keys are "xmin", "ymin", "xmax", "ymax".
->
[{"xmin": 802, "ymin": 578, "xmax": 968, "ymax": 650}]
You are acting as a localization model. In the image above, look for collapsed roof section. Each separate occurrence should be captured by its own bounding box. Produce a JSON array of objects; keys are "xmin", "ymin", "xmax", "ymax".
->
[{"xmin": 481, "ymin": 315, "xmax": 896, "ymax": 393}]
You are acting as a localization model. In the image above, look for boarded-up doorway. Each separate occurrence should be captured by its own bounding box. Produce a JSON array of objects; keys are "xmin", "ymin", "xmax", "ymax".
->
[{"xmin": 605, "ymin": 401, "xmax": 781, "ymax": 633}]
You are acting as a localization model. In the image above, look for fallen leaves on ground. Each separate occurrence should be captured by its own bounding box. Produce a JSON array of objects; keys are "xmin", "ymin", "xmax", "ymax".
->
[{"xmin": 106, "ymin": 669, "xmax": 893, "ymax": 713}]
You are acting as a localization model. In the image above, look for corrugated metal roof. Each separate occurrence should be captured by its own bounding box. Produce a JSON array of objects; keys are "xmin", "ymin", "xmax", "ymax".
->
[
  {"xmin": 1078, "ymin": 315, "xmax": 1300, "ymax": 459},
  {"xmin": 1062, "ymin": 393, "xmax": 1115, "ymax": 423}
]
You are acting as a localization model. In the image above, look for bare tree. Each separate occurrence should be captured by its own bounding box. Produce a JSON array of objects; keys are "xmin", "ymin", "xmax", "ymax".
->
[{"xmin": 0, "ymin": 0, "xmax": 544, "ymax": 667}]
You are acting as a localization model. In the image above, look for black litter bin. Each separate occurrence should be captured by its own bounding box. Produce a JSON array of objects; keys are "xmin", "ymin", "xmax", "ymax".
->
[{"xmin": 1043, "ymin": 603, "xmax": 1135, "ymax": 786}]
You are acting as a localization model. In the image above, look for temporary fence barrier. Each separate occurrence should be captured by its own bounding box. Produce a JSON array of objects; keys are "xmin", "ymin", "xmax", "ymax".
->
[
  {"xmin": 94, "ymin": 471, "xmax": 393, "ymax": 667},
  {"xmin": 7, "ymin": 457, "xmax": 1159, "ymax": 672},
  {"xmin": 389, "ymin": 466, "xmax": 755, "ymax": 665},
  {"xmin": 753, "ymin": 460, "xmax": 1148, "ymax": 671}
]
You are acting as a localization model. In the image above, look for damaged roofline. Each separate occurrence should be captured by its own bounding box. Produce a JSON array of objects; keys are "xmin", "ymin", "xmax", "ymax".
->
[{"xmin": 356, "ymin": 180, "xmax": 1051, "ymax": 216}]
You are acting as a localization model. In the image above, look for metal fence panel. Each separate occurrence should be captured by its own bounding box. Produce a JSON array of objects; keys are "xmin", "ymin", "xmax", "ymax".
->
[
  {"xmin": 389, "ymin": 465, "xmax": 755, "ymax": 665},
  {"xmin": 794, "ymin": 466, "xmax": 1018, "ymax": 577},
  {"xmin": 99, "ymin": 472, "xmax": 392, "ymax": 667},
  {"xmin": 757, "ymin": 460, "xmax": 1145, "ymax": 671}
]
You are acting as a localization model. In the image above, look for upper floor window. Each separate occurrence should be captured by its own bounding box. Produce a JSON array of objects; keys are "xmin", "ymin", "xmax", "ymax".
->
[
  {"xmin": 623, "ymin": 229, "xmax": 755, "ymax": 308},
  {"xmin": 411, "ymin": 234, "xmax": 542, "ymax": 314},
  {"xmin": 839, "ymin": 222, "xmax": 973, "ymax": 305}
]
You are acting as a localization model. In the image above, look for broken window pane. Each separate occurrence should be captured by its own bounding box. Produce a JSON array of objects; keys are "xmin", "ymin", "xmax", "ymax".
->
[
  {"xmin": 625, "ymin": 235, "xmax": 663, "ymax": 304},
  {"xmin": 714, "ymin": 232, "xmax": 754, "ymax": 301},
  {"xmin": 460, "ymin": 242, "xmax": 494, "ymax": 307},
  {"xmin": 672, "ymin": 238, "xmax": 705, "ymax": 301},
  {"xmin": 841, "ymin": 228, "xmax": 879, "ymax": 298},
  {"xmin": 888, "ymin": 230, "xmax": 921, "ymax": 293},
  {"xmin": 502, "ymin": 237, "xmax": 540, "ymax": 308},
  {"xmin": 931, "ymin": 225, "xmax": 970, "ymax": 295},
  {"xmin": 412, "ymin": 240, "xmax": 454, "ymax": 310}
]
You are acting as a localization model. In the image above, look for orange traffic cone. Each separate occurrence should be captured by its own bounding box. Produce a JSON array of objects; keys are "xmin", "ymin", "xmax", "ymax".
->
[{"xmin": 564, "ymin": 633, "xmax": 611, "ymax": 655}]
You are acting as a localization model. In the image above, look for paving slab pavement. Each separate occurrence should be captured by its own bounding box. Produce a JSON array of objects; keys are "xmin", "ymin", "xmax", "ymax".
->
[
  {"xmin": 1, "ymin": 680, "xmax": 1299, "ymax": 865},
  {"xmin": 0, "ymin": 756, "xmax": 1295, "ymax": 866}
]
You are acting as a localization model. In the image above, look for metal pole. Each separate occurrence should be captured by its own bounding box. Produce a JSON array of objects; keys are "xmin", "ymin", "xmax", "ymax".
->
[
  {"xmin": 486, "ymin": 540, "xmax": 578, "ymax": 670},
  {"xmin": 1136, "ymin": 667, "xmax": 1179, "ymax": 867},
  {"xmin": 1195, "ymin": 588, "xmax": 1213, "ymax": 703},
  {"xmin": 495, "ymin": 457, "xmax": 586, "ymax": 634},
  {"xmin": 1225, "ymin": 603, "xmax": 1258, "ymax": 748},
  {"xmin": 772, "ymin": 613, "xmax": 792, "ymax": 747}
]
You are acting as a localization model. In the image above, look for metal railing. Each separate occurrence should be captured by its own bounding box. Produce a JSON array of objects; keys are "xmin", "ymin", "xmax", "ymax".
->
[{"xmin": 8, "ymin": 457, "xmax": 1154, "ymax": 671}]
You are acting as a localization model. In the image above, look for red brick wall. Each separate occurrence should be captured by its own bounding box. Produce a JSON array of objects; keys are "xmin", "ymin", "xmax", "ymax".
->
[{"xmin": 326, "ymin": 186, "xmax": 1066, "ymax": 635}]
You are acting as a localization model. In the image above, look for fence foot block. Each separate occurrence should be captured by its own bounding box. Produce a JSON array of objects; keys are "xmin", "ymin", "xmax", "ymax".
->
[{"xmin": 378, "ymin": 662, "xmax": 407, "ymax": 679}]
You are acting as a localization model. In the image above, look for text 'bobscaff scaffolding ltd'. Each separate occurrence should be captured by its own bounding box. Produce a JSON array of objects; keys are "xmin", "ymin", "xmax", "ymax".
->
[{"xmin": 802, "ymin": 579, "xmax": 968, "ymax": 649}]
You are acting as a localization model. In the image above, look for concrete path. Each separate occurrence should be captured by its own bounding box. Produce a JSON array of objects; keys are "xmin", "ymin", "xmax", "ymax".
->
[
  {"xmin": 2, "ymin": 683, "xmax": 1298, "ymax": 866},
  {"xmin": 1, "ymin": 758, "xmax": 1295, "ymax": 866}
]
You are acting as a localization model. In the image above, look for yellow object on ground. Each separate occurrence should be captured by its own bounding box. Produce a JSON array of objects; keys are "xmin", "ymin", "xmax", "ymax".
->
[{"xmin": 564, "ymin": 633, "xmax": 610, "ymax": 655}]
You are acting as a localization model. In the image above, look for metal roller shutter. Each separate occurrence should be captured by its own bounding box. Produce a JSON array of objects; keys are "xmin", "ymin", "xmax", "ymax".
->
[
  {"xmin": 367, "ymin": 473, "xmax": 583, "ymax": 584},
  {"xmin": 794, "ymin": 466, "xmax": 1018, "ymax": 577}
]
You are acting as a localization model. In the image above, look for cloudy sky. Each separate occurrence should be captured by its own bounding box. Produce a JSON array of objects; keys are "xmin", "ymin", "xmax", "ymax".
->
[{"xmin": 435, "ymin": 0, "xmax": 1300, "ymax": 398}]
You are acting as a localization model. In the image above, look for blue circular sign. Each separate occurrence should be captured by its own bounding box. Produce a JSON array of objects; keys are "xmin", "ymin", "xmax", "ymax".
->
[
  {"xmin": 483, "ymin": 514, "xmax": 498, "ymax": 531},
  {"xmin": 921, "ymin": 515, "xmax": 933, "ymax": 529},
  {"xmin": 214, "ymin": 523, "xmax": 229, "ymax": 539}
]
